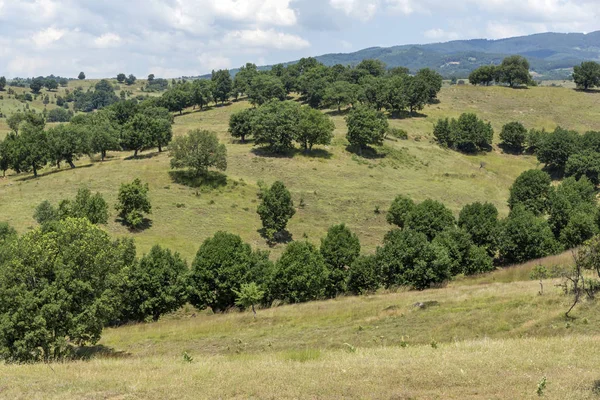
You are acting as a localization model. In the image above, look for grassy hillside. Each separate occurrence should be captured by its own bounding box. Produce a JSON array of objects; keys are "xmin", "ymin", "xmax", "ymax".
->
[
  {"xmin": 2, "ymin": 271, "xmax": 599, "ymax": 399},
  {"xmin": 1, "ymin": 85, "xmax": 600, "ymax": 260}
]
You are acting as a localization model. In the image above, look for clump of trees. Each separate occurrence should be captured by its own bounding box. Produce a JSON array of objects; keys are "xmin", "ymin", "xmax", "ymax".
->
[
  {"xmin": 169, "ymin": 130, "xmax": 227, "ymax": 176},
  {"xmin": 468, "ymin": 55, "xmax": 532, "ymax": 87},
  {"xmin": 34, "ymin": 187, "xmax": 109, "ymax": 226},
  {"xmin": 433, "ymin": 113, "xmax": 493, "ymax": 153}
]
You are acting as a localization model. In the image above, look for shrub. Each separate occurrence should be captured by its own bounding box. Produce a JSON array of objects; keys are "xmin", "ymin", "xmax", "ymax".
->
[
  {"xmin": 433, "ymin": 113, "xmax": 493, "ymax": 153},
  {"xmin": 565, "ymin": 150, "xmax": 600, "ymax": 185},
  {"xmin": 115, "ymin": 178, "xmax": 152, "ymax": 229},
  {"xmin": 257, "ymin": 181, "xmax": 295, "ymax": 241},
  {"xmin": 499, "ymin": 121, "xmax": 527, "ymax": 153},
  {"xmin": 386, "ymin": 195, "xmax": 415, "ymax": 228},
  {"xmin": 34, "ymin": 200, "xmax": 58, "ymax": 225},
  {"xmin": 345, "ymin": 105, "xmax": 388, "ymax": 153},
  {"xmin": 169, "ymin": 129, "xmax": 227, "ymax": 177},
  {"xmin": 559, "ymin": 206, "xmax": 599, "ymax": 248},
  {"xmin": 458, "ymin": 202, "xmax": 499, "ymax": 256},
  {"xmin": 0, "ymin": 222, "xmax": 17, "ymax": 242},
  {"xmin": 347, "ymin": 255, "xmax": 380, "ymax": 295},
  {"xmin": 536, "ymin": 127, "xmax": 581, "ymax": 170},
  {"xmin": 547, "ymin": 176, "xmax": 596, "ymax": 236},
  {"xmin": 269, "ymin": 241, "xmax": 329, "ymax": 303}
]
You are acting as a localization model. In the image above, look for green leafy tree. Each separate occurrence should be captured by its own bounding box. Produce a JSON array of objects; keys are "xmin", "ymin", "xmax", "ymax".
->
[
  {"xmin": 323, "ymin": 81, "xmax": 358, "ymax": 111},
  {"xmin": 269, "ymin": 241, "xmax": 329, "ymax": 303},
  {"xmin": 358, "ymin": 76, "xmax": 388, "ymax": 110},
  {"xmin": 376, "ymin": 229, "xmax": 452, "ymax": 290},
  {"xmin": 44, "ymin": 80, "xmax": 58, "ymax": 91},
  {"xmin": 161, "ymin": 85, "xmax": 191, "ymax": 115},
  {"xmin": 508, "ymin": 169, "xmax": 552, "ymax": 215},
  {"xmin": 46, "ymin": 108, "xmax": 72, "ymax": 123},
  {"xmin": 71, "ymin": 110, "xmax": 120, "ymax": 161},
  {"xmin": 500, "ymin": 121, "xmax": 527, "ymax": 153},
  {"xmin": 115, "ymin": 178, "xmax": 151, "ymax": 229},
  {"xmin": 0, "ymin": 218, "xmax": 135, "ymax": 362},
  {"xmin": 347, "ymin": 255, "xmax": 380, "ymax": 295},
  {"xmin": 386, "ymin": 195, "xmax": 415, "ymax": 228},
  {"xmin": 0, "ymin": 76, "xmax": 6, "ymax": 91},
  {"xmin": 257, "ymin": 181, "xmax": 295, "ymax": 240},
  {"xmin": 573, "ymin": 61, "xmax": 600, "ymax": 90},
  {"xmin": 296, "ymin": 106, "xmax": 335, "ymax": 151},
  {"xmin": 404, "ymin": 75, "xmax": 430, "ymax": 113},
  {"xmin": 70, "ymin": 188, "xmax": 109, "ymax": 225},
  {"xmin": 211, "ymin": 69, "xmax": 233, "ymax": 104},
  {"xmin": 0, "ymin": 222, "xmax": 16, "ymax": 242},
  {"xmin": 565, "ymin": 150, "xmax": 600, "ymax": 185},
  {"xmin": 356, "ymin": 59, "xmax": 387, "ymax": 77},
  {"xmin": 29, "ymin": 78, "xmax": 44, "ymax": 94},
  {"xmin": 125, "ymin": 74, "xmax": 137, "ymax": 85},
  {"xmin": 116, "ymin": 73, "xmax": 126, "ymax": 83},
  {"xmin": 498, "ymin": 205, "xmax": 561, "ymax": 264},
  {"xmin": 78, "ymin": 72, "xmax": 86, "ymax": 80},
  {"xmin": 34, "ymin": 200, "xmax": 58, "ymax": 225},
  {"xmin": 188, "ymin": 232, "xmax": 271, "ymax": 311},
  {"xmin": 345, "ymin": 105, "xmax": 388, "ymax": 154},
  {"xmin": 233, "ymin": 63, "xmax": 258, "ymax": 96},
  {"xmin": 547, "ymin": 176, "xmax": 596, "ymax": 237},
  {"xmin": 47, "ymin": 124, "xmax": 89, "ymax": 168},
  {"xmin": 469, "ymin": 65, "xmax": 498, "ymax": 86},
  {"xmin": 458, "ymin": 202, "xmax": 499, "ymax": 256},
  {"xmin": 234, "ymin": 283, "xmax": 264, "ymax": 317},
  {"xmin": 497, "ymin": 55, "xmax": 532, "ymax": 87},
  {"xmin": 228, "ymin": 108, "xmax": 255, "ymax": 143},
  {"xmin": 252, "ymin": 100, "xmax": 301, "ymax": 153},
  {"xmin": 247, "ymin": 74, "xmax": 286, "ymax": 106},
  {"xmin": 415, "ymin": 68, "xmax": 443, "ymax": 103},
  {"xmin": 406, "ymin": 199, "xmax": 456, "ymax": 240},
  {"xmin": 169, "ymin": 129, "xmax": 227, "ymax": 176},
  {"xmin": 13, "ymin": 122, "xmax": 49, "ymax": 177},
  {"xmin": 320, "ymin": 224, "xmax": 361, "ymax": 296},
  {"xmin": 6, "ymin": 111, "xmax": 45, "ymax": 134},
  {"xmin": 120, "ymin": 245, "xmax": 188, "ymax": 322},
  {"xmin": 191, "ymin": 79, "xmax": 213, "ymax": 110},
  {"xmin": 560, "ymin": 206, "xmax": 599, "ymax": 249},
  {"xmin": 536, "ymin": 127, "xmax": 581, "ymax": 170}
]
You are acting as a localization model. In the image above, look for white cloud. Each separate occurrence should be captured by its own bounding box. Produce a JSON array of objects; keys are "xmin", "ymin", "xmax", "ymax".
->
[
  {"xmin": 486, "ymin": 22, "xmax": 526, "ymax": 39},
  {"xmin": 197, "ymin": 53, "xmax": 232, "ymax": 71},
  {"xmin": 223, "ymin": 29, "xmax": 310, "ymax": 50},
  {"xmin": 94, "ymin": 33, "xmax": 122, "ymax": 48},
  {"xmin": 424, "ymin": 28, "xmax": 460, "ymax": 41},
  {"xmin": 211, "ymin": 0, "xmax": 297, "ymax": 26},
  {"xmin": 329, "ymin": 0, "xmax": 379, "ymax": 21},
  {"xmin": 32, "ymin": 27, "xmax": 66, "ymax": 47}
]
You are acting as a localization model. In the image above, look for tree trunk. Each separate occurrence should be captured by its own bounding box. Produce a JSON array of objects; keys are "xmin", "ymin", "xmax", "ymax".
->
[
  {"xmin": 252, "ymin": 304, "xmax": 256, "ymax": 319},
  {"xmin": 32, "ymin": 164, "xmax": 37, "ymax": 177},
  {"xmin": 101, "ymin": 150, "xmax": 106, "ymax": 161},
  {"xmin": 158, "ymin": 144, "xmax": 162, "ymax": 152},
  {"xmin": 134, "ymin": 149, "xmax": 138, "ymax": 158},
  {"xmin": 241, "ymin": 135, "xmax": 246, "ymax": 144}
]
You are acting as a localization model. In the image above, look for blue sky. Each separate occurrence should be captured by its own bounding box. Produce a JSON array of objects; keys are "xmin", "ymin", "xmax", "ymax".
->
[{"xmin": 0, "ymin": 0, "xmax": 599, "ymax": 78}]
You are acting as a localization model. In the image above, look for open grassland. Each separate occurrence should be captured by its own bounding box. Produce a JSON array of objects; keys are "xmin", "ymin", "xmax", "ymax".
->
[
  {"xmin": 1, "ymin": 277, "xmax": 599, "ymax": 399},
  {"xmin": 2, "ymin": 85, "xmax": 600, "ymax": 259}
]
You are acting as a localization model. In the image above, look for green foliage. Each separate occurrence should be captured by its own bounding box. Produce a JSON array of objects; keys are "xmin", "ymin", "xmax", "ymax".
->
[
  {"xmin": 498, "ymin": 206, "xmax": 561, "ymax": 264},
  {"xmin": 169, "ymin": 129, "xmax": 227, "ymax": 176},
  {"xmin": 0, "ymin": 223, "xmax": 17, "ymax": 242},
  {"xmin": 115, "ymin": 178, "xmax": 152, "ymax": 229},
  {"xmin": 565, "ymin": 150, "xmax": 600, "ymax": 185},
  {"xmin": 34, "ymin": 200, "xmax": 58, "ymax": 225},
  {"xmin": 433, "ymin": 113, "xmax": 493, "ymax": 153},
  {"xmin": 296, "ymin": 106, "xmax": 335, "ymax": 151},
  {"xmin": 320, "ymin": 224, "xmax": 361, "ymax": 296},
  {"xmin": 323, "ymin": 81, "xmax": 358, "ymax": 111},
  {"xmin": 497, "ymin": 55, "xmax": 532, "ymax": 87},
  {"xmin": 547, "ymin": 176, "xmax": 596, "ymax": 237},
  {"xmin": 386, "ymin": 195, "xmax": 415, "ymax": 228},
  {"xmin": 345, "ymin": 105, "xmax": 389, "ymax": 152},
  {"xmin": 47, "ymin": 123, "xmax": 90, "ymax": 168},
  {"xmin": 0, "ymin": 218, "xmax": 134, "ymax": 362},
  {"xmin": 252, "ymin": 100, "xmax": 301, "ymax": 153},
  {"xmin": 71, "ymin": 110, "xmax": 120, "ymax": 161},
  {"xmin": 120, "ymin": 245, "xmax": 188, "ymax": 322},
  {"xmin": 346, "ymin": 255, "xmax": 380, "ymax": 295},
  {"xmin": 406, "ymin": 199, "xmax": 456, "ymax": 240},
  {"xmin": 458, "ymin": 202, "xmax": 499, "ymax": 256},
  {"xmin": 500, "ymin": 122, "xmax": 527, "ymax": 153},
  {"xmin": 508, "ymin": 169, "xmax": 552, "ymax": 215},
  {"xmin": 469, "ymin": 65, "xmax": 498, "ymax": 86},
  {"xmin": 559, "ymin": 206, "xmax": 599, "ymax": 248},
  {"xmin": 189, "ymin": 232, "xmax": 272, "ymax": 312},
  {"xmin": 376, "ymin": 229, "xmax": 451, "ymax": 290},
  {"xmin": 78, "ymin": 72, "xmax": 86, "ymax": 80},
  {"xmin": 247, "ymin": 74, "xmax": 286, "ymax": 106},
  {"xmin": 415, "ymin": 68, "xmax": 443, "ymax": 103},
  {"xmin": 190, "ymin": 79, "xmax": 213, "ymax": 110},
  {"xmin": 572, "ymin": 61, "xmax": 600, "ymax": 90},
  {"xmin": 46, "ymin": 108, "xmax": 72, "ymax": 123},
  {"xmin": 269, "ymin": 241, "xmax": 329, "ymax": 303},
  {"xmin": 211, "ymin": 69, "xmax": 233, "ymax": 104},
  {"xmin": 536, "ymin": 127, "xmax": 581, "ymax": 170},
  {"xmin": 234, "ymin": 282, "xmax": 265, "ymax": 314},
  {"xmin": 117, "ymin": 73, "xmax": 126, "ymax": 83},
  {"xmin": 161, "ymin": 84, "xmax": 191, "ymax": 114},
  {"xmin": 228, "ymin": 108, "xmax": 255, "ymax": 143},
  {"xmin": 35, "ymin": 188, "xmax": 109, "ymax": 226},
  {"xmin": 257, "ymin": 181, "xmax": 295, "ymax": 240}
]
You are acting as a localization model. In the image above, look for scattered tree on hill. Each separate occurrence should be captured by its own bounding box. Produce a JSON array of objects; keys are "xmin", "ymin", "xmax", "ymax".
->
[
  {"xmin": 536, "ymin": 127, "xmax": 581, "ymax": 170},
  {"xmin": 11, "ymin": 122, "xmax": 48, "ymax": 177},
  {"xmin": 572, "ymin": 61, "xmax": 600, "ymax": 90},
  {"xmin": 345, "ymin": 105, "xmax": 388, "ymax": 154},
  {"xmin": 0, "ymin": 76, "xmax": 6, "ymax": 91},
  {"xmin": 269, "ymin": 241, "xmax": 329, "ymax": 303},
  {"xmin": 115, "ymin": 178, "xmax": 151, "ymax": 229},
  {"xmin": 117, "ymin": 73, "xmax": 126, "ymax": 83},
  {"xmin": 415, "ymin": 68, "xmax": 443, "ymax": 103},
  {"xmin": 500, "ymin": 121, "xmax": 527, "ymax": 153},
  {"xmin": 548, "ymin": 176, "xmax": 596, "ymax": 238},
  {"xmin": 320, "ymin": 224, "xmax": 361, "ymax": 296},
  {"xmin": 35, "ymin": 188, "xmax": 109, "ymax": 226},
  {"xmin": 386, "ymin": 195, "xmax": 415, "ymax": 228},
  {"xmin": 46, "ymin": 108, "xmax": 72, "ymax": 123},
  {"xmin": 47, "ymin": 124, "xmax": 89, "ymax": 168},
  {"xmin": 211, "ymin": 69, "xmax": 233, "ymax": 104},
  {"xmin": 433, "ymin": 113, "xmax": 493, "ymax": 153},
  {"xmin": 405, "ymin": 199, "xmax": 456, "ymax": 240},
  {"xmin": 188, "ymin": 232, "xmax": 271, "ymax": 312},
  {"xmin": 497, "ymin": 55, "xmax": 532, "ymax": 87},
  {"xmin": 296, "ymin": 107, "xmax": 335, "ymax": 151},
  {"xmin": 323, "ymin": 81, "xmax": 358, "ymax": 111},
  {"xmin": 458, "ymin": 202, "xmax": 499, "ymax": 256},
  {"xmin": 191, "ymin": 79, "xmax": 213, "ymax": 110},
  {"xmin": 29, "ymin": 78, "xmax": 44, "ymax": 94},
  {"xmin": 228, "ymin": 108, "xmax": 255, "ymax": 143},
  {"xmin": 234, "ymin": 283, "xmax": 264, "ymax": 317},
  {"xmin": 247, "ymin": 74, "xmax": 286, "ymax": 106},
  {"xmin": 0, "ymin": 222, "xmax": 16, "ymax": 242},
  {"xmin": 508, "ymin": 169, "xmax": 552, "ymax": 215},
  {"xmin": 565, "ymin": 150, "xmax": 600, "ymax": 185},
  {"xmin": 71, "ymin": 111, "xmax": 120, "ymax": 161},
  {"xmin": 257, "ymin": 181, "xmax": 295, "ymax": 241},
  {"xmin": 120, "ymin": 245, "xmax": 188, "ymax": 322},
  {"xmin": 347, "ymin": 255, "xmax": 380, "ymax": 295},
  {"xmin": 125, "ymin": 74, "xmax": 137, "ymax": 85},
  {"xmin": 34, "ymin": 200, "xmax": 58, "ymax": 225},
  {"xmin": 559, "ymin": 206, "xmax": 599, "ymax": 249},
  {"xmin": 432, "ymin": 226, "xmax": 491, "ymax": 276},
  {"xmin": 0, "ymin": 218, "xmax": 134, "ymax": 362},
  {"xmin": 233, "ymin": 63, "xmax": 259, "ymax": 96},
  {"xmin": 252, "ymin": 100, "xmax": 301, "ymax": 153},
  {"xmin": 469, "ymin": 65, "xmax": 497, "ymax": 86},
  {"xmin": 169, "ymin": 129, "xmax": 227, "ymax": 176}
]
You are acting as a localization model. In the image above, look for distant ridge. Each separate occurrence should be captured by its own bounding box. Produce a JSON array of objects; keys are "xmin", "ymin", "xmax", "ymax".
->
[{"xmin": 196, "ymin": 31, "xmax": 600, "ymax": 80}]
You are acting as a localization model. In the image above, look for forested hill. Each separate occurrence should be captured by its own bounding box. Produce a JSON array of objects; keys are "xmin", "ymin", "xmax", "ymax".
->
[{"xmin": 201, "ymin": 31, "xmax": 600, "ymax": 80}]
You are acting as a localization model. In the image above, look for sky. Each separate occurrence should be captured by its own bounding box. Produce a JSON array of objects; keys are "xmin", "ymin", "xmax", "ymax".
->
[{"xmin": 0, "ymin": 0, "xmax": 599, "ymax": 79}]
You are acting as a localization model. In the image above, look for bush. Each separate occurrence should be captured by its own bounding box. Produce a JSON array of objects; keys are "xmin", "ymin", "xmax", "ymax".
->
[
  {"xmin": 458, "ymin": 202, "xmax": 499, "ymax": 256},
  {"xmin": 565, "ymin": 150, "xmax": 600, "ymax": 185},
  {"xmin": 377, "ymin": 229, "xmax": 452, "ymax": 290},
  {"xmin": 0, "ymin": 222, "xmax": 17, "ymax": 242},
  {"xmin": 34, "ymin": 200, "xmax": 58, "ymax": 225},
  {"xmin": 120, "ymin": 245, "xmax": 188, "ymax": 322},
  {"xmin": 386, "ymin": 195, "xmax": 415, "ymax": 228},
  {"xmin": 433, "ymin": 113, "xmax": 493, "ymax": 153},
  {"xmin": 269, "ymin": 241, "xmax": 329, "ymax": 303},
  {"xmin": 345, "ymin": 105, "xmax": 388, "ymax": 153},
  {"xmin": 547, "ymin": 176, "xmax": 596, "ymax": 236},
  {"xmin": 46, "ymin": 108, "xmax": 72, "ymax": 123},
  {"xmin": 498, "ymin": 206, "xmax": 561, "ymax": 264},
  {"xmin": 499, "ymin": 121, "xmax": 527, "ymax": 153},
  {"xmin": 188, "ymin": 232, "xmax": 271, "ymax": 312},
  {"xmin": 115, "ymin": 179, "xmax": 151, "ymax": 229},
  {"xmin": 388, "ymin": 128, "xmax": 408, "ymax": 140},
  {"xmin": 405, "ymin": 199, "xmax": 455, "ymax": 240},
  {"xmin": 169, "ymin": 129, "xmax": 227, "ymax": 177},
  {"xmin": 347, "ymin": 255, "xmax": 380, "ymax": 295},
  {"xmin": 508, "ymin": 169, "xmax": 552, "ymax": 215},
  {"xmin": 536, "ymin": 127, "xmax": 581, "ymax": 170},
  {"xmin": 320, "ymin": 224, "xmax": 361, "ymax": 296},
  {"xmin": 463, "ymin": 245, "xmax": 494, "ymax": 275},
  {"xmin": 559, "ymin": 206, "xmax": 599, "ymax": 249},
  {"xmin": 432, "ymin": 227, "xmax": 475, "ymax": 276}
]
